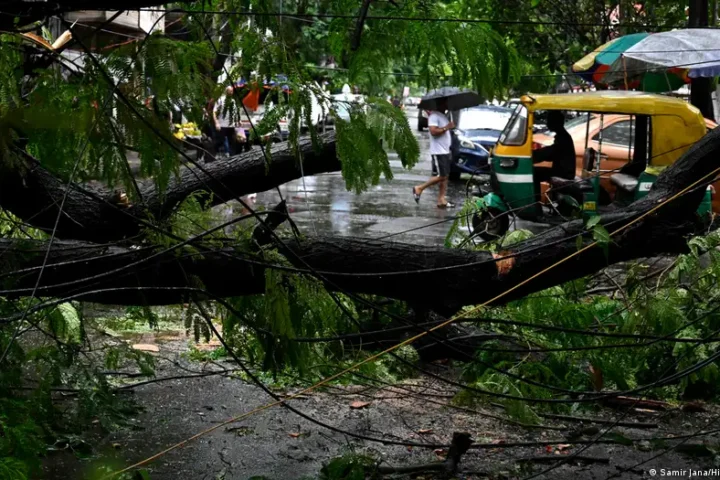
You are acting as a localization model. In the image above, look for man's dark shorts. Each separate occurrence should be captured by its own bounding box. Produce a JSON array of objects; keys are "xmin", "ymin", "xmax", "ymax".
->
[{"xmin": 432, "ymin": 154, "xmax": 452, "ymax": 178}]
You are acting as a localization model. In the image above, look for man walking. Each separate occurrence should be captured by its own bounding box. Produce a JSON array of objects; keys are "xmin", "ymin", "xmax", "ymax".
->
[{"xmin": 412, "ymin": 98, "xmax": 455, "ymax": 208}]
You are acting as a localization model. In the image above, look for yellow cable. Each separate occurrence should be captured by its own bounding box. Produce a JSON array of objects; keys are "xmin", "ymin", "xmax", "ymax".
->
[{"xmin": 106, "ymin": 164, "xmax": 720, "ymax": 479}]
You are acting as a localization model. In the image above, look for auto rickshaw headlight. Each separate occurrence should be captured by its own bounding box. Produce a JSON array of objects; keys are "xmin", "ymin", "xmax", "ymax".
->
[{"xmin": 499, "ymin": 158, "xmax": 518, "ymax": 169}]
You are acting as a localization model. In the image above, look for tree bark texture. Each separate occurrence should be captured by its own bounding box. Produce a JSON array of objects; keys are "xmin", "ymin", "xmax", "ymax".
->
[
  {"xmin": 0, "ymin": 132, "xmax": 339, "ymax": 243},
  {"xmin": 0, "ymin": 123, "xmax": 714, "ymax": 311},
  {"xmin": 3, "ymin": 124, "xmax": 720, "ymax": 310},
  {"xmin": 2, "ymin": 112, "xmax": 720, "ymax": 313}
]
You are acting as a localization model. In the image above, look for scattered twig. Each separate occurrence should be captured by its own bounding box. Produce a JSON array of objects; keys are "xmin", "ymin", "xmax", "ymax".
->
[
  {"xmin": 114, "ymin": 369, "xmax": 239, "ymax": 391},
  {"xmin": 377, "ymin": 432, "xmax": 472, "ymax": 475},
  {"xmin": 605, "ymin": 271, "xmax": 631, "ymax": 310},
  {"xmin": 584, "ymin": 266, "xmax": 668, "ymax": 296},
  {"xmin": 602, "ymin": 396, "xmax": 671, "ymax": 411}
]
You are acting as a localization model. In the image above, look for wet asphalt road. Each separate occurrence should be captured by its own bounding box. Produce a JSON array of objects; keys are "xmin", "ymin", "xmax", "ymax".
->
[{"xmin": 253, "ymin": 108, "xmax": 469, "ymax": 247}]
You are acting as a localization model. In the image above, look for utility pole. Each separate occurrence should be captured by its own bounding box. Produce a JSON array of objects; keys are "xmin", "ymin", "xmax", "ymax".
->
[{"xmin": 688, "ymin": 0, "xmax": 715, "ymax": 120}]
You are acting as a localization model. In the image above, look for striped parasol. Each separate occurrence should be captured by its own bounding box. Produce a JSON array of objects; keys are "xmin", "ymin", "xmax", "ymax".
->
[{"xmin": 572, "ymin": 33, "xmax": 649, "ymax": 86}]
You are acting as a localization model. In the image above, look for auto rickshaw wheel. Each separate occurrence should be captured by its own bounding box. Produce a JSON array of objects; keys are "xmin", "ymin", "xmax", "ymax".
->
[{"xmin": 471, "ymin": 208, "xmax": 510, "ymax": 241}]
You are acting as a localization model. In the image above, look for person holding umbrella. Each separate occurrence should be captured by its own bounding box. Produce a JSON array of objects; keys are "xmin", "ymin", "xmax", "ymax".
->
[
  {"xmin": 412, "ymin": 97, "xmax": 455, "ymax": 208},
  {"xmin": 412, "ymin": 88, "xmax": 479, "ymax": 208}
]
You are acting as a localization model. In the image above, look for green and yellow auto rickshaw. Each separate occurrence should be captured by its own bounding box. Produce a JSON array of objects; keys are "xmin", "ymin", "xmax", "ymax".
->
[{"xmin": 471, "ymin": 91, "xmax": 717, "ymax": 240}]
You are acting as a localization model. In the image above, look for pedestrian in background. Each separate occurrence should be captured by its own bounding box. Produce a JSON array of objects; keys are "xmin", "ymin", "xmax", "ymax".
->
[
  {"xmin": 412, "ymin": 98, "xmax": 455, "ymax": 208},
  {"xmin": 212, "ymin": 86, "xmax": 248, "ymax": 158}
]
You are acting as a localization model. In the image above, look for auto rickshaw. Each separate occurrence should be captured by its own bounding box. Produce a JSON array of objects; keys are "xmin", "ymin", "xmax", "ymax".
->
[{"xmin": 471, "ymin": 91, "xmax": 716, "ymax": 240}]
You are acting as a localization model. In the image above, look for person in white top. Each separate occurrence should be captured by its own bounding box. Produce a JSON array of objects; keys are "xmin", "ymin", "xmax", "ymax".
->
[
  {"xmin": 412, "ymin": 98, "xmax": 455, "ymax": 208},
  {"xmin": 212, "ymin": 86, "xmax": 248, "ymax": 157}
]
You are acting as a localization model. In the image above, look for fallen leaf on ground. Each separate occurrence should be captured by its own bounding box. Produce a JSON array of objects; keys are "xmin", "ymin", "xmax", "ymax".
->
[
  {"xmin": 545, "ymin": 445, "xmax": 553, "ymax": 453},
  {"xmin": 111, "ymin": 443, "xmax": 121, "ymax": 449},
  {"xmin": 433, "ymin": 448, "xmax": 447, "ymax": 459},
  {"xmin": 288, "ymin": 432, "xmax": 301, "ymax": 438},
  {"xmin": 417, "ymin": 429, "xmax": 433, "ymax": 435},
  {"xmin": 556, "ymin": 444, "xmax": 572, "ymax": 451},
  {"xmin": 131, "ymin": 344, "xmax": 159, "ymax": 352},
  {"xmin": 349, "ymin": 401, "xmax": 371, "ymax": 409}
]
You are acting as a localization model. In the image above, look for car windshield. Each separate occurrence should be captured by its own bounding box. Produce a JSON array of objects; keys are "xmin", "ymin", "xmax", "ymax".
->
[
  {"xmin": 458, "ymin": 108, "xmax": 513, "ymax": 132},
  {"xmin": 499, "ymin": 105, "xmax": 528, "ymax": 146}
]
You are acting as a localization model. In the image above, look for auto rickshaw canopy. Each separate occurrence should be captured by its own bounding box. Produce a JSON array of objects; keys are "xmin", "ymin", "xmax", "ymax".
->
[{"xmin": 518, "ymin": 91, "xmax": 707, "ymax": 167}]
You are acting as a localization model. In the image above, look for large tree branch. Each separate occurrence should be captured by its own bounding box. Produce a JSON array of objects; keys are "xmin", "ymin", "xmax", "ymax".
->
[
  {"xmin": 0, "ymin": 132, "xmax": 340, "ymax": 243},
  {"xmin": 0, "ymin": 213, "xmax": 697, "ymax": 312},
  {"xmin": 2, "ymin": 126, "xmax": 719, "ymax": 310},
  {"xmin": 2, "ymin": 97, "xmax": 720, "ymax": 313}
]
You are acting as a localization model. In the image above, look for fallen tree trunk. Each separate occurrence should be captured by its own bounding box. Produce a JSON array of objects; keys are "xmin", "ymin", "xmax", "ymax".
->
[
  {"xmin": 317, "ymin": 313, "xmax": 532, "ymax": 362},
  {"xmin": 0, "ymin": 132, "xmax": 339, "ymax": 243},
  {"xmin": 1, "ymin": 107, "xmax": 719, "ymax": 311},
  {"xmin": 0, "ymin": 215, "xmax": 692, "ymax": 309},
  {"xmin": 0, "ymin": 199, "xmax": 704, "ymax": 313}
]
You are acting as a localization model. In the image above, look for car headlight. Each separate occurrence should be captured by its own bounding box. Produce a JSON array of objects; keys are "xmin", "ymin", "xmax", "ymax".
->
[{"xmin": 459, "ymin": 136, "xmax": 475, "ymax": 149}]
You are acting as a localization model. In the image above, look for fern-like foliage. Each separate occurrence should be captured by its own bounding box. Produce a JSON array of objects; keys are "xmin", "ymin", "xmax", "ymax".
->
[
  {"xmin": 326, "ymin": 0, "xmax": 521, "ymax": 100},
  {"xmin": 334, "ymin": 107, "xmax": 391, "ymax": 193},
  {"xmin": 223, "ymin": 257, "xmax": 358, "ymax": 374},
  {"xmin": 456, "ymin": 231, "xmax": 720, "ymax": 421},
  {"xmin": 2, "ymin": 31, "xmax": 212, "ymax": 198}
]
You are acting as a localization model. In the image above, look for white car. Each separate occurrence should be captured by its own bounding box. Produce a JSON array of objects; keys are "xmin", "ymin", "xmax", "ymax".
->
[{"xmin": 330, "ymin": 93, "xmax": 366, "ymax": 123}]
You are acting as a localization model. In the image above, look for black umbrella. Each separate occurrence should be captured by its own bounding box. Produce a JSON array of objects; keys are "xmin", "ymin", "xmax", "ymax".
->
[{"xmin": 418, "ymin": 87, "xmax": 481, "ymax": 111}]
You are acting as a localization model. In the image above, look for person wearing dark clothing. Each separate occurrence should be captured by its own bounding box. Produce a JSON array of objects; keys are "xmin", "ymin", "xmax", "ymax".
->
[{"xmin": 532, "ymin": 110, "xmax": 576, "ymax": 208}]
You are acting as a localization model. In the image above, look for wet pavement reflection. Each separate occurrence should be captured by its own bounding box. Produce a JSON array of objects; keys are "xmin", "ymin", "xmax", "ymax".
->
[{"xmin": 253, "ymin": 108, "xmax": 469, "ymax": 247}]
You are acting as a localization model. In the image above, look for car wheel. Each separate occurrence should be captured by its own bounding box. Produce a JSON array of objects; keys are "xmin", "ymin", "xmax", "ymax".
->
[
  {"xmin": 448, "ymin": 171, "xmax": 461, "ymax": 181},
  {"xmin": 472, "ymin": 208, "xmax": 510, "ymax": 241}
]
